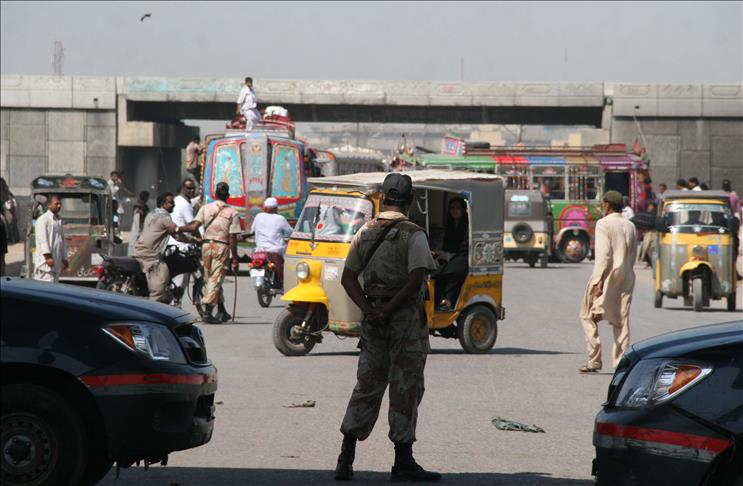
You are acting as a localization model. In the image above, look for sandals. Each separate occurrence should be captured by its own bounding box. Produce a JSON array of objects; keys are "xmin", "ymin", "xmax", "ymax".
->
[{"xmin": 579, "ymin": 365, "xmax": 601, "ymax": 373}]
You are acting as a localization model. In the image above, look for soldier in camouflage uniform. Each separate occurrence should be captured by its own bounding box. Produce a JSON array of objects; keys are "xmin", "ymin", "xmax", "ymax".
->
[{"xmin": 335, "ymin": 173, "xmax": 440, "ymax": 483}]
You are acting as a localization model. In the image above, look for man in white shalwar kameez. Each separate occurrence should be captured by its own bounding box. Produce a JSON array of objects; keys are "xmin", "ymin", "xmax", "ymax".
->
[
  {"xmin": 33, "ymin": 195, "xmax": 68, "ymax": 282},
  {"xmin": 579, "ymin": 190, "xmax": 637, "ymax": 372},
  {"xmin": 236, "ymin": 77, "xmax": 260, "ymax": 130}
]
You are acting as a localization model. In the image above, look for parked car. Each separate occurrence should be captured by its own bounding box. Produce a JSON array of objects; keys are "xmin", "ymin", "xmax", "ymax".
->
[
  {"xmin": 0, "ymin": 277, "xmax": 217, "ymax": 486},
  {"xmin": 593, "ymin": 320, "xmax": 743, "ymax": 485}
]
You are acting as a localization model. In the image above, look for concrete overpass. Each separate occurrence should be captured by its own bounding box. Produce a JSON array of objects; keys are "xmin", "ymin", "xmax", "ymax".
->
[{"xmin": 1, "ymin": 75, "xmax": 741, "ymax": 200}]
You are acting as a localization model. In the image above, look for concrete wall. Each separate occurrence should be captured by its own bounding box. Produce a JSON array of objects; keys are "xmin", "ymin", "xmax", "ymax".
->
[
  {"xmin": 0, "ymin": 107, "xmax": 116, "ymax": 195},
  {"xmin": 610, "ymin": 117, "xmax": 743, "ymax": 192}
]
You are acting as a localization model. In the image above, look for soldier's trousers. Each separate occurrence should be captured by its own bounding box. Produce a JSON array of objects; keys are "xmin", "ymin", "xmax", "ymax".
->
[
  {"xmin": 202, "ymin": 241, "xmax": 230, "ymax": 306},
  {"xmin": 341, "ymin": 304, "xmax": 430, "ymax": 444}
]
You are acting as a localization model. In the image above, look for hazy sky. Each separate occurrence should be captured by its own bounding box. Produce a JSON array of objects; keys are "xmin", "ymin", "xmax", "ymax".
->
[{"xmin": 1, "ymin": 1, "xmax": 741, "ymax": 83}]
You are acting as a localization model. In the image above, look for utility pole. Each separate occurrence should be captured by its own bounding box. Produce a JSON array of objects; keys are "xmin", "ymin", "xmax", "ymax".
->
[{"xmin": 51, "ymin": 41, "xmax": 64, "ymax": 76}]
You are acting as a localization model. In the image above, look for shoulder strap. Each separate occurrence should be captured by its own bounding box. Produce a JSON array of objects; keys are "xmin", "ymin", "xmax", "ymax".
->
[
  {"xmin": 204, "ymin": 205, "xmax": 227, "ymax": 231},
  {"xmin": 359, "ymin": 218, "xmax": 405, "ymax": 273}
]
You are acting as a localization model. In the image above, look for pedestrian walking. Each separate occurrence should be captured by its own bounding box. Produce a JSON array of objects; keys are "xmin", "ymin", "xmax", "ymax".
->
[
  {"xmin": 33, "ymin": 194, "xmax": 68, "ymax": 282},
  {"xmin": 236, "ymin": 77, "xmax": 260, "ymax": 130},
  {"xmin": 180, "ymin": 182, "xmax": 240, "ymax": 323},
  {"xmin": 621, "ymin": 196, "xmax": 635, "ymax": 220},
  {"xmin": 185, "ymin": 136, "xmax": 203, "ymax": 184},
  {"xmin": 579, "ymin": 190, "xmax": 637, "ymax": 373},
  {"xmin": 334, "ymin": 173, "xmax": 440, "ymax": 483},
  {"xmin": 108, "ymin": 171, "xmax": 134, "ymax": 217}
]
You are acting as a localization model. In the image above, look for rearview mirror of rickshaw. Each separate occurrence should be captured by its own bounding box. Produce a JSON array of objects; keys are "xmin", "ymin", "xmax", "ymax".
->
[
  {"xmin": 655, "ymin": 216, "xmax": 669, "ymax": 233},
  {"xmin": 34, "ymin": 194, "xmax": 48, "ymax": 205}
]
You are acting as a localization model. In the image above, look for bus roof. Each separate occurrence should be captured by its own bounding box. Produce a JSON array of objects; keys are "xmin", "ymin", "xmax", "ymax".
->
[{"xmin": 309, "ymin": 169, "xmax": 502, "ymax": 192}]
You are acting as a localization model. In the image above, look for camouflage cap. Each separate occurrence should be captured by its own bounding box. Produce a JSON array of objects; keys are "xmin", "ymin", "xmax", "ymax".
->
[
  {"xmin": 603, "ymin": 190, "xmax": 623, "ymax": 206},
  {"xmin": 382, "ymin": 172, "xmax": 413, "ymax": 204}
]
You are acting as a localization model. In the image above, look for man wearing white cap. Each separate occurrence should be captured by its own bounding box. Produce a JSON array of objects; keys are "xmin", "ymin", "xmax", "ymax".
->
[{"xmin": 250, "ymin": 197, "xmax": 293, "ymax": 284}]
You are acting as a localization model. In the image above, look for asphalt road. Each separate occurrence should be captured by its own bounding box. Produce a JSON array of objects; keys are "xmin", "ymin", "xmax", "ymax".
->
[{"xmin": 101, "ymin": 261, "xmax": 742, "ymax": 486}]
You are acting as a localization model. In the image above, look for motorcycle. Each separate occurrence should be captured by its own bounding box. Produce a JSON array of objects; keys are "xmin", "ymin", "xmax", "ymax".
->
[
  {"xmin": 249, "ymin": 251, "xmax": 283, "ymax": 308},
  {"xmin": 96, "ymin": 245, "xmax": 204, "ymax": 308}
]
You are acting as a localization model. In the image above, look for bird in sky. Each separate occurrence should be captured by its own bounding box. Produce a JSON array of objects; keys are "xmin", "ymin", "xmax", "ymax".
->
[{"xmin": 140, "ymin": 13, "xmax": 151, "ymax": 21}]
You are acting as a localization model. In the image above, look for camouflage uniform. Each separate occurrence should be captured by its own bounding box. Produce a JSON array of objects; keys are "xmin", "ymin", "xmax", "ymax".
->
[
  {"xmin": 340, "ymin": 211, "xmax": 436, "ymax": 444},
  {"xmin": 193, "ymin": 200, "xmax": 241, "ymax": 306}
]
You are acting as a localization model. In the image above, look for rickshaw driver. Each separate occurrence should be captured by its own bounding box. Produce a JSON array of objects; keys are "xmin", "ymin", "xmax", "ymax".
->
[{"xmin": 335, "ymin": 173, "xmax": 441, "ymax": 483}]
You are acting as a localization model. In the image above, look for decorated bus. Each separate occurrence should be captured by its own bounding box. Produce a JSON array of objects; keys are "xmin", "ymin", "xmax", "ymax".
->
[{"xmin": 398, "ymin": 139, "xmax": 649, "ymax": 262}]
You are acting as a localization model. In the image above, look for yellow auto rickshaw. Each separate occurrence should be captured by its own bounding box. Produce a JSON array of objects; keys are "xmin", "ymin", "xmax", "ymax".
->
[
  {"xmin": 272, "ymin": 170, "xmax": 506, "ymax": 355},
  {"xmin": 654, "ymin": 190, "xmax": 739, "ymax": 311}
]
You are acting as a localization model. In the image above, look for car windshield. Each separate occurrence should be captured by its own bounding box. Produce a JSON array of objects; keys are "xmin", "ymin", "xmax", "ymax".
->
[
  {"xmin": 507, "ymin": 200, "xmax": 532, "ymax": 218},
  {"xmin": 664, "ymin": 202, "xmax": 733, "ymax": 234},
  {"xmin": 293, "ymin": 194, "xmax": 374, "ymax": 242}
]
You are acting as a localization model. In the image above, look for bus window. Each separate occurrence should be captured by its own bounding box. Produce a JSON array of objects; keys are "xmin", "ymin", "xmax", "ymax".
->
[
  {"xmin": 212, "ymin": 143, "xmax": 245, "ymax": 200},
  {"xmin": 569, "ymin": 166, "xmax": 602, "ymax": 201},
  {"xmin": 271, "ymin": 143, "xmax": 301, "ymax": 199},
  {"xmin": 532, "ymin": 166, "xmax": 566, "ymax": 199},
  {"xmin": 497, "ymin": 165, "xmax": 529, "ymax": 189}
]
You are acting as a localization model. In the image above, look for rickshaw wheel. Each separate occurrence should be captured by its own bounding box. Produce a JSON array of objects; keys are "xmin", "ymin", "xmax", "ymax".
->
[
  {"xmin": 654, "ymin": 290, "xmax": 663, "ymax": 309},
  {"xmin": 727, "ymin": 291, "xmax": 736, "ymax": 311},
  {"xmin": 457, "ymin": 305, "xmax": 497, "ymax": 354},
  {"xmin": 692, "ymin": 278, "xmax": 704, "ymax": 312},
  {"xmin": 526, "ymin": 254, "xmax": 537, "ymax": 268},
  {"xmin": 273, "ymin": 308, "xmax": 316, "ymax": 356},
  {"xmin": 560, "ymin": 236, "xmax": 588, "ymax": 263},
  {"xmin": 539, "ymin": 252, "xmax": 548, "ymax": 268}
]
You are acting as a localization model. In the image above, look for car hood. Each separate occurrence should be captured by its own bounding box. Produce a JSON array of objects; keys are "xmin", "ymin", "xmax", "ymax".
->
[
  {"xmin": 630, "ymin": 320, "xmax": 743, "ymax": 359},
  {"xmin": 0, "ymin": 277, "xmax": 192, "ymax": 327}
]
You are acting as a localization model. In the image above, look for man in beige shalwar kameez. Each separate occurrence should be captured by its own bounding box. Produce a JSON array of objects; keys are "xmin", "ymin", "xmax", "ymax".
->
[{"xmin": 579, "ymin": 190, "xmax": 637, "ymax": 372}]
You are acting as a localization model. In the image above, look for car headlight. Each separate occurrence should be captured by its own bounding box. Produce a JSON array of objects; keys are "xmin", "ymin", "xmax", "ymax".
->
[
  {"xmin": 103, "ymin": 323, "xmax": 187, "ymax": 364},
  {"xmin": 296, "ymin": 262, "xmax": 310, "ymax": 281},
  {"xmin": 613, "ymin": 359, "xmax": 712, "ymax": 408}
]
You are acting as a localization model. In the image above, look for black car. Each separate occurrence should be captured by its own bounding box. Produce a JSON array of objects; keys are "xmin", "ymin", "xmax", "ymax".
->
[
  {"xmin": 0, "ymin": 278, "xmax": 217, "ymax": 486},
  {"xmin": 593, "ymin": 320, "xmax": 743, "ymax": 486}
]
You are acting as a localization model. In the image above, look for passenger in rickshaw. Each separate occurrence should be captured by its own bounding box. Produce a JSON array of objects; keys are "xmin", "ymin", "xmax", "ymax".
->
[{"xmin": 432, "ymin": 197, "xmax": 469, "ymax": 311}]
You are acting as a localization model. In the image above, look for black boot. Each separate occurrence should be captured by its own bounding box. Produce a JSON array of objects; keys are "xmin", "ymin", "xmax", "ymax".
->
[
  {"xmin": 334, "ymin": 433, "xmax": 356, "ymax": 481},
  {"xmin": 201, "ymin": 305, "xmax": 221, "ymax": 324},
  {"xmin": 390, "ymin": 442, "xmax": 441, "ymax": 483},
  {"xmin": 217, "ymin": 302, "xmax": 232, "ymax": 322}
]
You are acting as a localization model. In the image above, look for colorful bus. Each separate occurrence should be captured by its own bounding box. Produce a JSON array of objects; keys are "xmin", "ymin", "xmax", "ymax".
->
[{"xmin": 399, "ymin": 140, "xmax": 649, "ymax": 262}]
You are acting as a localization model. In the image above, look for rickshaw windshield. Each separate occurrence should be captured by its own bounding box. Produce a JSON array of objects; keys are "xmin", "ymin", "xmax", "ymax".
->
[
  {"xmin": 664, "ymin": 202, "xmax": 733, "ymax": 234},
  {"xmin": 35, "ymin": 194, "xmax": 103, "ymax": 225},
  {"xmin": 292, "ymin": 194, "xmax": 374, "ymax": 243},
  {"xmin": 507, "ymin": 197, "xmax": 532, "ymax": 218}
]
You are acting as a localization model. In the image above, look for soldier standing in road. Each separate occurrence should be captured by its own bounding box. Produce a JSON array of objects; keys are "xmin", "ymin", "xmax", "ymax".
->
[
  {"xmin": 179, "ymin": 182, "xmax": 240, "ymax": 324},
  {"xmin": 334, "ymin": 173, "xmax": 440, "ymax": 483},
  {"xmin": 579, "ymin": 190, "xmax": 638, "ymax": 373},
  {"xmin": 33, "ymin": 194, "xmax": 68, "ymax": 282}
]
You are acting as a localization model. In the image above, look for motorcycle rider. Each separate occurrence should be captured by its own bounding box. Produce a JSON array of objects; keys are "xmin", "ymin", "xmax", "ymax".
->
[
  {"xmin": 168, "ymin": 178, "xmax": 202, "ymax": 308},
  {"xmin": 250, "ymin": 197, "xmax": 293, "ymax": 287},
  {"xmin": 132, "ymin": 193, "xmax": 181, "ymax": 302}
]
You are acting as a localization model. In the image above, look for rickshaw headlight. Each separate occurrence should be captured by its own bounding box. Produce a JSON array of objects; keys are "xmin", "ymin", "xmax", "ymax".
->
[
  {"xmin": 691, "ymin": 245, "xmax": 706, "ymax": 259},
  {"xmin": 296, "ymin": 262, "xmax": 310, "ymax": 281}
]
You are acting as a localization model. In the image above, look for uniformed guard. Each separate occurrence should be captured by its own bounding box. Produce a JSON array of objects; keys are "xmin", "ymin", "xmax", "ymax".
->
[{"xmin": 335, "ymin": 173, "xmax": 440, "ymax": 482}]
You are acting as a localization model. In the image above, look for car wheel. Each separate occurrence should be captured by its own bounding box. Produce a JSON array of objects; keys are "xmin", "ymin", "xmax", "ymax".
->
[
  {"xmin": 1, "ymin": 384, "xmax": 88, "ymax": 486},
  {"xmin": 457, "ymin": 305, "xmax": 498, "ymax": 354},
  {"xmin": 272, "ymin": 309, "xmax": 316, "ymax": 356},
  {"xmin": 727, "ymin": 291, "xmax": 737, "ymax": 311},
  {"xmin": 559, "ymin": 234, "xmax": 589, "ymax": 263},
  {"xmin": 539, "ymin": 252, "xmax": 548, "ymax": 268},
  {"xmin": 692, "ymin": 278, "xmax": 704, "ymax": 312},
  {"xmin": 654, "ymin": 290, "xmax": 663, "ymax": 309}
]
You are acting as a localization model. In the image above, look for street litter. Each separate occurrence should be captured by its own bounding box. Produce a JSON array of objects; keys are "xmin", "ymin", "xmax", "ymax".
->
[
  {"xmin": 284, "ymin": 400, "xmax": 316, "ymax": 408},
  {"xmin": 491, "ymin": 416, "xmax": 545, "ymax": 433}
]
